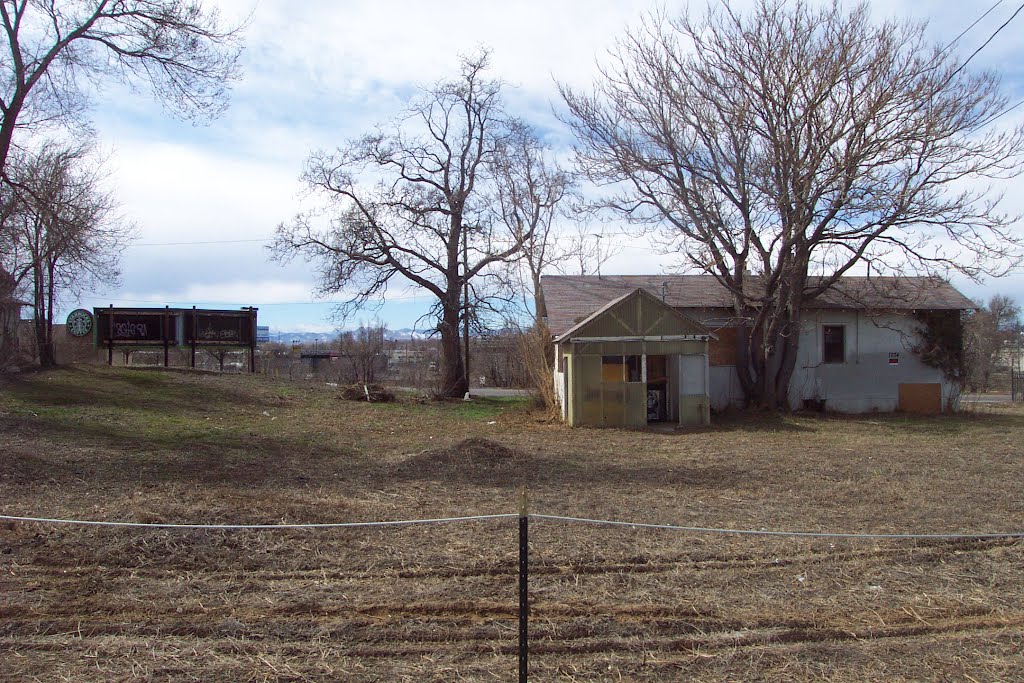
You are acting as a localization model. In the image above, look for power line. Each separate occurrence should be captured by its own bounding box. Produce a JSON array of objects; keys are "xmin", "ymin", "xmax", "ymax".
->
[
  {"xmin": 947, "ymin": 1, "xmax": 1024, "ymax": 81},
  {"xmin": 130, "ymin": 238, "xmax": 271, "ymax": 247},
  {"xmin": 940, "ymin": 0, "xmax": 1006, "ymax": 55}
]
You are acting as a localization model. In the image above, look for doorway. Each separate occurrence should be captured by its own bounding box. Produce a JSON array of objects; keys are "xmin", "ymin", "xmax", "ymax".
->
[{"xmin": 646, "ymin": 355, "xmax": 668, "ymax": 422}]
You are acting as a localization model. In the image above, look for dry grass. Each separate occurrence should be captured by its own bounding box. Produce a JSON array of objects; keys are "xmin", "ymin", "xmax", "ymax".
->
[{"xmin": 1, "ymin": 366, "xmax": 1023, "ymax": 681}]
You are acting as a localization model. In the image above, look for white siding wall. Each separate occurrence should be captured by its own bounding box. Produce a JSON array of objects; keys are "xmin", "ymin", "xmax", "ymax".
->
[
  {"xmin": 789, "ymin": 311, "xmax": 953, "ymax": 412},
  {"xmin": 690, "ymin": 308, "xmax": 953, "ymax": 413}
]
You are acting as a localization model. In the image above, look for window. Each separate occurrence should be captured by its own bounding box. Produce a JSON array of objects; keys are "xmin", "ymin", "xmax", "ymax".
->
[
  {"xmin": 601, "ymin": 355, "xmax": 643, "ymax": 382},
  {"xmin": 823, "ymin": 325, "xmax": 845, "ymax": 364}
]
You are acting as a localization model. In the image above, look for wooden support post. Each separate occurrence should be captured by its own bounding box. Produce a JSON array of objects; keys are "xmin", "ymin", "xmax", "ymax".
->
[
  {"xmin": 163, "ymin": 305, "xmax": 170, "ymax": 368},
  {"xmin": 190, "ymin": 306, "xmax": 197, "ymax": 369},
  {"xmin": 107, "ymin": 304, "xmax": 113, "ymax": 366},
  {"xmin": 518, "ymin": 487, "xmax": 529, "ymax": 683},
  {"xmin": 249, "ymin": 307, "xmax": 257, "ymax": 374}
]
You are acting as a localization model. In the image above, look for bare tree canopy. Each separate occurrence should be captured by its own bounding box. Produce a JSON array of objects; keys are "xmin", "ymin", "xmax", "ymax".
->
[
  {"xmin": 0, "ymin": 0, "xmax": 246, "ymax": 178},
  {"xmin": 2, "ymin": 139, "xmax": 131, "ymax": 366},
  {"xmin": 964, "ymin": 294, "xmax": 1022, "ymax": 392},
  {"xmin": 561, "ymin": 0, "xmax": 1024, "ymax": 409},
  {"xmin": 273, "ymin": 51, "xmax": 548, "ymax": 398},
  {"xmin": 493, "ymin": 119, "xmax": 574, "ymax": 326}
]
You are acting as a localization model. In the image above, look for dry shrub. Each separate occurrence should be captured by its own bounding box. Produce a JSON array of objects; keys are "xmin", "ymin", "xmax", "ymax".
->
[
  {"xmin": 513, "ymin": 323, "xmax": 558, "ymax": 416},
  {"xmin": 338, "ymin": 383, "xmax": 395, "ymax": 402}
]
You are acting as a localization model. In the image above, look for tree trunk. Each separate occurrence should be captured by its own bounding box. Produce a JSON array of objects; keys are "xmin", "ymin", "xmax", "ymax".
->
[
  {"xmin": 439, "ymin": 299, "xmax": 467, "ymax": 397},
  {"xmin": 0, "ymin": 268, "xmax": 16, "ymax": 367},
  {"xmin": 32, "ymin": 262, "xmax": 56, "ymax": 367},
  {"xmin": 532, "ymin": 271, "xmax": 547, "ymax": 326},
  {"xmin": 43, "ymin": 259, "xmax": 56, "ymax": 367},
  {"xmin": 736, "ymin": 307, "xmax": 803, "ymax": 411}
]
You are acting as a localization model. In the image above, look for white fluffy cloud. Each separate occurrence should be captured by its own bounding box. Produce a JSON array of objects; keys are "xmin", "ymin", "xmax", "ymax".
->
[{"xmin": 73, "ymin": 0, "xmax": 1024, "ymax": 330}]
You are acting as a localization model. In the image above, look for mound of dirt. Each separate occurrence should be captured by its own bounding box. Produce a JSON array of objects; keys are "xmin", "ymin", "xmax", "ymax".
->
[{"xmin": 395, "ymin": 437, "xmax": 532, "ymax": 484}]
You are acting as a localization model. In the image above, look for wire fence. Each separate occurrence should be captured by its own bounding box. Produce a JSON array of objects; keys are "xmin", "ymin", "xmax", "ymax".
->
[
  {"xmin": 3, "ymin": 505, "xmax": 1023, "ymax": 682},
  {"xmin": 3, "ymin": 511, "xmax": 1023, "ymax": 539}
]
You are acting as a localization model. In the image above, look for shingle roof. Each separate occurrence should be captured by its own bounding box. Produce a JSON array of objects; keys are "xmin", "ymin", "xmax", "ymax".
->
[{"xmin": 541, "ymin": 274, "xmax": 975, "ymax": 338}]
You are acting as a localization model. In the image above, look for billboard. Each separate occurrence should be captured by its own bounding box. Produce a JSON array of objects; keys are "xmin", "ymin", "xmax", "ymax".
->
[
  {"xmin": 95, "ymin": 310, "xmax": 176, "ymax": 344},
  {"xmin": 256, "ymin": 326, "xmax": 271, "ymax": 343},
  {"xmin": 185, "ymin": 311, "xmax": 254, "ymax": 345},
  {"xmin": 95, "ymin": 306, "xmax": 259, "ymax": 372}
]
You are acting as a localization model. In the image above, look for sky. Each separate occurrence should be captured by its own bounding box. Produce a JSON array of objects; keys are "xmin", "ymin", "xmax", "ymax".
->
[{"xmin": 57, "ymin": 0, "xmax": 1024, "ymax": 334}]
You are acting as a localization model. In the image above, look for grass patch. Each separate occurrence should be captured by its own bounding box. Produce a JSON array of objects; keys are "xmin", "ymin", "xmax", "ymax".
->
[{"xmin": 1, "ymin": 365, "xmax": 1023, "ymax": 681}]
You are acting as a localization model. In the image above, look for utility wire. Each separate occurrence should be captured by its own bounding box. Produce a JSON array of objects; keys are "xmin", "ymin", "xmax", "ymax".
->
[
  {"xmin": 940, "ymin": 0, "xmax": 1006, "ymax": 55},
  {"xmin": 948, "ymin": 1, "xmax": 1024, "ymax": 82},
  {"xmin": 130, "ymin": 238, "xmax": 270, "ymax": 247}
]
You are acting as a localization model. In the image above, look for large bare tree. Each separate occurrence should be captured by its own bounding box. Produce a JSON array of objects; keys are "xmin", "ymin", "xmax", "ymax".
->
[
  {"xmin": 3, "ymin": 140, "xmax": 130, "ymax": 366},
  {"xmin": 0, "ymin": 0, "xmax": 245, "ymax": 179},
  {"xmin": 273, "ymin": 52, "xmax": 544, "ymax": 398},
  {"xmin": 562, "ymin": 0, "xmax": 1024, "ymax": 409}
]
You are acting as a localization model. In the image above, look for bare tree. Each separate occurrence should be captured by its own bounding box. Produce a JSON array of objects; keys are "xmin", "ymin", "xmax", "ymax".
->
[
  {"xmin": 272, "ymin": 51, "xmax": 542, "ymax": 398},
  {"xmin": 337, "ymin": 322, "xmax": 387, "ymax": 385},
  {"xmin": 3, "ymin": 140, "xmax": 130, "ymax": 366},
  {"xmin": 493, "ymin": 121, "xmax": 574, "ymax": 326},
  {"xmin": 0, "ymin": 0, "xmax": 245, "ymax": 180},
  {"xmin": 562, "ymin": 0, "xmax": 1024, "ymax": 409},
  {"xmin": 555, "ymin": 224, "xmax": 622, "ymax": 278},
  {"xmin": 964, "ymin": 294, "xmax": 1021, "ymax": 391}
]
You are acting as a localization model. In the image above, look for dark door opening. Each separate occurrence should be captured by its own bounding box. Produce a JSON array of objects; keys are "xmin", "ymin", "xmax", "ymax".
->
[{"xmin": 646, "ymin": 355, "xmax": 668, "ymax": 422}]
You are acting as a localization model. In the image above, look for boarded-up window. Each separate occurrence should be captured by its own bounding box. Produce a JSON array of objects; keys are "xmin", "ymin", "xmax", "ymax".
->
[
  {"xmin": 601, "ymin": 355, "xmax": 642, "ymax": 382},
  {"xmin": 823, "ymin": 325, "xmax": 845, "ymax": 364},
  {"xmin": 709, "ymin": 326, "xmax": 737, "ymax": 366}
]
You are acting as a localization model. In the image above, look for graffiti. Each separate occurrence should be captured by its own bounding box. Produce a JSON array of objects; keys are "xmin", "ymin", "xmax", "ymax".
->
[
  {"xmin": 197, "ymin": 325, "xmax": 241, "ymax": 341},
  {"xmin": 114, "ymin": 321, "xmax": 149, "ymax": 339}
]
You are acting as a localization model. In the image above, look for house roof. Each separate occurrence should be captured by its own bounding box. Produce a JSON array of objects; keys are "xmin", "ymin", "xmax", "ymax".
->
[
  {"xmin": 542, "ymin": 274, "xmax": 975, "ymax": 338},
  {"xmin": 554, "ymin": 287, "xmax": 713, "ymax": 341}
]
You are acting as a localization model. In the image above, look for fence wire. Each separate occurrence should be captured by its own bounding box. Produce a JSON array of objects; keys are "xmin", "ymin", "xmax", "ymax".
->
[
  {"xmin": 0, "ymin": 513, "xmax": 517, "ymax": 530},
  {"xmin": 2, "ymin": 511, "xmax": 1023, "ymax": 540}
]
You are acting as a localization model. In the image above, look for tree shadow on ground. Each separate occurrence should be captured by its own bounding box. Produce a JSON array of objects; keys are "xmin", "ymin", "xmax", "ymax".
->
[
  {"xmin": 0, "ymin": 365, "xmax": 278, "ymax": 416},
  {"xmin": 389, "ymin": 437, "xmax": 747, "ymax": 489}
]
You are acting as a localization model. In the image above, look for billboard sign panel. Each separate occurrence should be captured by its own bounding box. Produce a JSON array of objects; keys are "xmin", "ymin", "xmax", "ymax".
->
[
  {"xmin": 256, "ymin": 326, "xmax": 270, "ymax": 343},
  {"xmin": 185, "ymin": 311, "xmax": 254, "ymax": 345},
  {"xmin": 95, "ymin": 310, "xmax": 175, "ymax": 344}
]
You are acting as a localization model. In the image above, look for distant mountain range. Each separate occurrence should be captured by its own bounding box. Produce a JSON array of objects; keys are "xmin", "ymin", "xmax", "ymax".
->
[{"xmin": 268, "ymin": 328, "xmax": 434, "ymax": 344}]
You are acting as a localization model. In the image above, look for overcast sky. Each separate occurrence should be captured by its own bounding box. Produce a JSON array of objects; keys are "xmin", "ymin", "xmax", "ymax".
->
[{"xmin": 67, "ymin": 0, "xmax": 1024, "ymax": 333}]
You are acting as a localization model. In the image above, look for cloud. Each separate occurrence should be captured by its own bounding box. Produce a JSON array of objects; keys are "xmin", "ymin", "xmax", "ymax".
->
[{"xmin": 69, "ymin": 0, "xmax": 1024, "ymax": 332}]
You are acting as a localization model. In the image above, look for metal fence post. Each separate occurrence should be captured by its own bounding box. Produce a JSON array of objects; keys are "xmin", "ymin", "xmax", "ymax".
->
[{"xmin": 518, "ymin": 487, "xmax": 529, "ymax": 683}]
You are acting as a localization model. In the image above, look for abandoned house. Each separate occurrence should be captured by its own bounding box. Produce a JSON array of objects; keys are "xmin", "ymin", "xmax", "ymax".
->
[{"xmin": 542, "ymin": 275, "xmax": 975, "ymax": 427}]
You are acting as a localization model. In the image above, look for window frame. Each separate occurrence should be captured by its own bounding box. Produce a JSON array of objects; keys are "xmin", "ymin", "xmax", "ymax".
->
[{"xmin": 822, "ymin": 324, "xmax": 846, "ymax": 364}]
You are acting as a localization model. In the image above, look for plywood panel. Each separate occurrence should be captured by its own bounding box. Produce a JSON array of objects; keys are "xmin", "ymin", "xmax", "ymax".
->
[
  {"xmin": 709, "ymin": 326, "xmax": 737, "ymax": 366},
  {"xmin": 898, "ymin": 383, "xmax": 942, "ymax": 414}
]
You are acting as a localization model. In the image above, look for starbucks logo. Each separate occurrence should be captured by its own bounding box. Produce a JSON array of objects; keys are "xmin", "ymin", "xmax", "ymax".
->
[{"xmin": 66, "ymin": 309, "xmax": 94, "ymax": 337}]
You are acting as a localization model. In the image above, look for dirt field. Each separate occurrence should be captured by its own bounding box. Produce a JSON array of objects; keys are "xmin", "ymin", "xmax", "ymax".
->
[{"xmin": 2, "ymin": 366, "xmax": 1023, "ymax": 681}]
